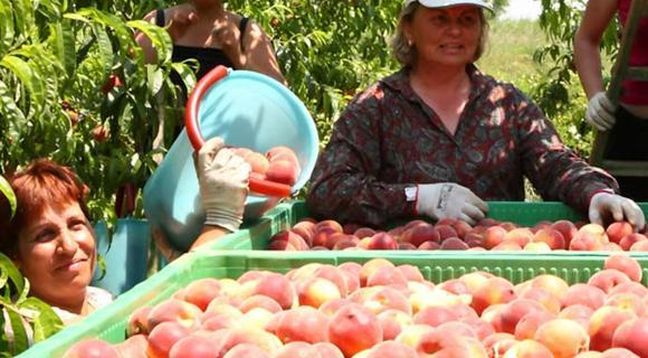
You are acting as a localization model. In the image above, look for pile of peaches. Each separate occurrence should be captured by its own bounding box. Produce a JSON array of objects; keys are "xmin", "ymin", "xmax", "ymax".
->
[
  {"xmin": 269, "ymin": 217, "xmax": 648, "ymax": 252},
  {"xmin": 64, "ymin": 255, "xmax": 648, "ymax": 357}
]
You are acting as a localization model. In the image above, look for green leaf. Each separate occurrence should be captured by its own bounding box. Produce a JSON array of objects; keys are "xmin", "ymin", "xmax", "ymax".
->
[
  {"xmin": 6, "ymin": 307, "xmax": 28, "ymax": 354},
  {"xmin": 19, "ymin": 297, "xmax": 64, "ymax": 342},
  {"xmin": 0, "ymin": 0, "xmax": 14, "ymax": 56},
  {"xmin": 170, "ymin": 62, "xmax": 196, "ymax": 93},
  {"xmin": 0, "ymin": 253, "xmax": 25, "ymax": 297},
  {"xmin": 48, "ymin": 21, "xmax": 77, "ymax": 80},
  {"xmin": 0, "ymin": 175, "xmax": 15, "ymax": 218},
  {"xmin": 0, "ymin": 54, "xmax": 45, "ymax": 115},
  {"xmin": 127, "ymin": 20, "xmax": 173, "ymax": 64},
  {"xmin": 0, "ymin": 309, "xmax": 8, "ymax": 353}
]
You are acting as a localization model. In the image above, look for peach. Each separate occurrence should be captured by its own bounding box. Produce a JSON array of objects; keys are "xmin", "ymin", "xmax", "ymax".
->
[
  {"xmin": 533, "ymin": 228, "xmax": 566, "ymax": 249},
  {"xmin": 360, "ymin": 232, "xmax": 398, "ymax": 250},
  {"xmin": 589, "ymin": 306, "xmax": 637, "ymax": 352},
  {"xmin": 316, "ymin": 219, "xmax": 344, "ymax": 233},
  {"xmin": 601, "ymin": 348, "xmax": 640, "ymax": 357},
  {"xmin": 551, "ymin": 220, "xmax": 578, "ymax": 245},
  {"xmin": 114, "ymin": 335, "xmax": 148, "ymax": 358},
  {"xmin": 413, "ymin": 306, "xmax": 460, "ymax": 327},
  {"xmin": 611, "ymin": 318, "xmax": 648, "ymax": 357},
  {"xmin": 534, "ymin": 318, "xmax": 590, "ymax": 358},
  {"xmin": 439, "ymin": 237, "xmax": 469, "ymax": 250},
  {"xmin": 559, "ymin": 304, "xmax": 595, "ymax": 329},
  {"xmin": 530, "ymin": 274, "xmax": 569, "ymax": 301},
  {"xmin": 146, "ymin": 299, "xmax": 202, "ymax": 330},
  {"xmin": 360, "ymin": 341, "xmax": 418, "ymax": 358},
  {"xmin": 267, "ymin": 239, "xmax": 298, "ymax": 251},
  {"xmin": 332, "ymin": 236, "xmax": 360, "ymax": 250},
  {"xmin": 400, "ymin": 223, "xmax": 440, "ymax": 247},
  {"xmin": 168, "ymin": 334, "xmax": 222, "ymax": 358},
  {"xmin": 605, "ymin": 255, "xmax": 643, "ymax": 282},
  {"xmin": 217, "ymin": 327, "xmax": 283, "ymax": 355},
  {"xmin": 377, "ymin": 309, "xmax": 413, "ymax": 341},
  {"xmin": 519, "ymin": 287, "xmax": 561, "ymax": 314},
  {"xmin": 394, "ymin": 324, "xmax": 436, "ymax": 349},
  {"xmin": 272, "ymin": 342, "xmax": 315, "ymax": 358},
  {"xmin": 629, "ymin": 240, "xmax": 648, "ymax": 251},
  {"xmin": 354, "ymin": 227, "xmax": 376, "ymax": 239},
  {"xmin": 604, "ymin": 242, "xmax": 625, "ymax": 251},
  {"xmin": 359, "ymin": 259, "xmax": 395, "ymax": 287},
  {"xmin": 275, "ymin": 306, "xmax": 330, "ymax": 344},
  {"xmin": 483, "ymin": 332, "xmax": 516, "ymax": 357},
  {"xmin": 460, "ymin": 317, "xmax": 495, "ymax": 341},
  {"xmin": 438, "ymin": 279, "xmax": 470, "ymax": 295},
  {"xmin": 503, "ymin": 227, "xmax": 534, "ymax": 247},
  {"xmin": 605, "ymin": 292, "xmax": 645, "ymax": 316},
  {"xmin": 265, "ymin": 159, "xmax": 298, "ymax": 185},
  {"xmin": 417, "ymin": 241, "xmax": 440, "ymax": 250},
  {"xmin": 396, "ymin": 264, "xmax": 424, "ymax": 282},
  {"xmin": 560, "ymin": 283, "xmax": 606, "ymax": 310},
  {"xmin": 270, "ymin": 230, "xmax": 310, "ymax": 251},
  {"xmin": 328, "ymin": 304, "xmax": 383, "ymax": 357},
  {"xmin": 588, "ymin": 269, "xmax": 632, "ymax": 293},
  {"xmin": 182, "ymin": 278, "xmax": 222, "ymax": 311},
  {"xmin": 201, "ymin": 313, "xmax": 237, "ymax": 331},
  {"xmin": 62, "ymin": 339, "xmax": 120, "ymax": 358},
  {"xmin": 297, "ymin": 277, "xmax": 342, "ymax": 308},
  {"xmin": 312, "ymin": 226, "xmax": 340, "ymax": 248},
  {"xmin": 492, "ymin": 242, "xmax": 523, "ymax": 250},
  {"xmin": 609, "ymin": 281, "xmax": 648, "ymax": 297},
  {"xmin": 514, "ymin": 310, "xmax": 555, "ymax": 340},
  {"xmin": 607, "ymin": 222, "xmax": 635, "ymax": 244},
  {"xmin": 483, "ymin": 226, "xmax": 508, "ymax": 249},
  {"xmin": 464, "ymin": 231, "xmax": 485, "ymax": 248},
  {"xmin": 243, "ymin": 151, "xmax": 270, "ymax": 175},
  {"xmin": 452, "ymin": 220, "xmax": 473, "ymax": 239},
  {"xmin": 312, "ymin": 265, "xmax": 349, "ymax": 297},
  {"xmin": 503, "ymin": 339, "xmax": 554, "ymax": 358},
  {"xmin": 266, "ymin": 146, "xmax": 300, "ymax": 168},
  {"xmin": 292, "ymin": 220, "xmax": 317, "ymax": 245},
  {"xmin": 524, "ymin": 241, "xmax": 553, "ymax": 252},
  {"xmin": 127, "ymin": 306, "xmax": 152, "ymax": 336},
  {"xmin": 434, "ymin": 224, "xmax": 458, "ymax": 241},
  {"xmin": 351, "ymin": 286, "xmax": 411, "ymax": 316},
  {"xmin": 458, "ymin": 271, "xmax": 493, "ymax": 294},
  {"xmin": 471, "ymin": 277, "xmax": 516, "ymax": 315},
  {"xmin": 619, "ymin": 233, "xmax": 648, "ymax": 251},
  {"xmin": 499, "ymin": 298, "xmax": 548, "ymax": 334},
  {"xmin": 312, "ymin": 342, "xmax": 345, "ymax": 358},
  {"xmin": 238, "ymin": 295, "xmax": 282, "ymax": 314},
  {"xmin": 146, "ymin": 321, "xmax": 191, "ymax": 358},
  {"xmin": 238, "ymin": 272, "xmax": 296, "ymax": 310}
]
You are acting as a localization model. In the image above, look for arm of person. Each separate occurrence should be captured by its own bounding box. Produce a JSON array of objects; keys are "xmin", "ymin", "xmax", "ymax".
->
[
  {"xmin": 189, "ymin": 225, "xmax": 232, "ymax": 251},
  {"xmin": 573, "ymin": 0, "xmax": 617, "ymax": 99},
  {"xmin": 306, "ymin": 96, "xmax": 416, "ymax": 227}
]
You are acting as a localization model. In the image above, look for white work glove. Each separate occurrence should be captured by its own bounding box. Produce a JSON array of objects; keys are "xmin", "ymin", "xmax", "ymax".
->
[
  {"xmin": 589, "ymin": 192, "xmax": 645, "ymax": 231},
  {"xmin": 416, "ymin": 183, "xmax": 488, "ymax": 226},
  {"xmin": 586, "ymin": 92, "xmax": 617, "ymax": 131},
  {"xmin": 195, "ymin": 137, "xmax": 251, "ymax": 232}
]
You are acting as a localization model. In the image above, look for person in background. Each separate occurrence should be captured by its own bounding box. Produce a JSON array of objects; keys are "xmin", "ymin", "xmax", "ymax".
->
[
  {"xmin": 307, "ymin": 0, "xmax": 645, "ymax": 231},
  {"xmin": 574, "ymin": 0, "xmax": 648, "ymax": 201},
  {"xmin": 0, "ymin": 138, "xmax": 248, "ymax": 321},
  {"xmin": 136, "ymin": 0, "xmax": 285, "ymax": 84}
]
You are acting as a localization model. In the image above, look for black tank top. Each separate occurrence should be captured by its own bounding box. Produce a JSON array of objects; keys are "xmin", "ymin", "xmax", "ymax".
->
[{"xmin": 155, "ymin": 9, "xmax": 249, "ymax": 80}]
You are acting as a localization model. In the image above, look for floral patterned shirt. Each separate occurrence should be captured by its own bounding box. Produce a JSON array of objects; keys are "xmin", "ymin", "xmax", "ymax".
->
[{"xmin": 306, "ymin": 65, "xmax": 618, "ymax": 227}]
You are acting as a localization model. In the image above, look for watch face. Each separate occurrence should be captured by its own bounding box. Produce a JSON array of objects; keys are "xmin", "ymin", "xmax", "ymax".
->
[{"xmin": 405, "ymin": 186, "xmax": 418, "ymax": 202}]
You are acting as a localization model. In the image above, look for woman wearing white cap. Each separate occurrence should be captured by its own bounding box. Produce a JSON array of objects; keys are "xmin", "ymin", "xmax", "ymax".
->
[{"xmin": 307, "ymin": 0, "xmax": 645, "ymax": 231}]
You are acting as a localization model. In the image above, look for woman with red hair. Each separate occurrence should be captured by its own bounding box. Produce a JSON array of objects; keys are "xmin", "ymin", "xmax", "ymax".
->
[{"xmin": 0, "ymin": 138, "xmax": 249, "ymax": 323}]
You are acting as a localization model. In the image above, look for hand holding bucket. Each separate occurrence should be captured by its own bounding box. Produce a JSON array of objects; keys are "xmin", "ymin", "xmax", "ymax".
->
[{"xmin": 143, "ymin": 66, "xmax": 319, "ymax": 251}]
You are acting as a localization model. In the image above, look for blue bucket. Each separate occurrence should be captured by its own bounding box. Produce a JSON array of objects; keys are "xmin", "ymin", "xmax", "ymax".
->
[{"xmin": 143, "ymin": 68, "xmax": 319, "ymax": 252}]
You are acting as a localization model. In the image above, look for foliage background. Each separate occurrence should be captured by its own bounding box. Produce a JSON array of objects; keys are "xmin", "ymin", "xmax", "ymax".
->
[{"xmin": 0, "ymin": 0, "xmax": 618, "ymax": 221}]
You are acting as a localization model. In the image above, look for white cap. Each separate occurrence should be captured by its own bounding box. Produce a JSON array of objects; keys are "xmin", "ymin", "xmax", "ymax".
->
[{"xmin": 403, "ymin": 0, "xmax": 493, "ymax": 11}]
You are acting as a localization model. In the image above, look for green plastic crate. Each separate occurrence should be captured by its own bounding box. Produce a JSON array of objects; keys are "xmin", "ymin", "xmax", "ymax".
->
[
  {"xmin": 19, "ymin": 249, "xmax": 648, "ymax": 357},
  {"xmin": 202, "ymin": 200, "xmax": 648, "ymax": 251}
]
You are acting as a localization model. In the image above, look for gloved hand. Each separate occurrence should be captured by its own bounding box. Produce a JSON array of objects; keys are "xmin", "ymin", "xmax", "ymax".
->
[
  {"xmin": 195, "ymin": 137, "xmax": 250, "ymax": 232},
  {"xmin": 589, "ymin": 191, "xmax": 645, "ymax": 231},
  {"xmin": 586, "ymin": 92, "xmax": 616, "ymax": 131},
  {"xmin": 416, "ymin": 183, "xmax": 488, "ymax": 225}
]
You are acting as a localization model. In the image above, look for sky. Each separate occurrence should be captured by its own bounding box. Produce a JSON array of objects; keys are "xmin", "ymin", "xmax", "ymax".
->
[{"xmin": 501, "ymin": 0, "xmax": 542, "ymax": 20}]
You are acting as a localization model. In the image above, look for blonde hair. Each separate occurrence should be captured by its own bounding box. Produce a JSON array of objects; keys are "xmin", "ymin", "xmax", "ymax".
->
[{"xmin": 390, "ymin": 3, "xmax": 490, "ymax": 67}]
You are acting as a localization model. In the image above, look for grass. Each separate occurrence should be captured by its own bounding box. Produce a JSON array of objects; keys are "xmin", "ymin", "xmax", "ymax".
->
[{"xmin": 477, "ymin": 19, "xmax": 551, "ymax": 94}]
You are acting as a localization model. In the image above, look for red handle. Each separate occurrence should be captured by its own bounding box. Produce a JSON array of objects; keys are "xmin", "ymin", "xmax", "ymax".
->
[{"xmin": 185, "ymin": 66, "xmax": 292, "ymax": 198}]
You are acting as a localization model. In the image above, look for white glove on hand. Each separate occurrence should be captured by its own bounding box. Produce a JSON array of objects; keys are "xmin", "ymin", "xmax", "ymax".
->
[
  {"xmin": 589, "ymin": 192, "xmax": 645, "ymax": 231},
  {"xmin": 586, "ymin": 92, "xmax": 616, "ymax": 131},
  {"xmin": 416, "ymin": 183, "xmax": 488, "ymax": 225},
  {"xmin": 196, "ymin": 137, "xmax": 251, "ymax": 232}
]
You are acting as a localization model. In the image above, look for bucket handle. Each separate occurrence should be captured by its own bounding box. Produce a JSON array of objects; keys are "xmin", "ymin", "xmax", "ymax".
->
[{"xmin": 185, "ymin": 66, "xmax": 292, "ymax": 198}]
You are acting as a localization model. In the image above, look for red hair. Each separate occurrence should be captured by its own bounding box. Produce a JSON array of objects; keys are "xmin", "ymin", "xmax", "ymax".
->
[{"xmin": 0, "ymin": 159, "xmax": 90, "ymax": 256}]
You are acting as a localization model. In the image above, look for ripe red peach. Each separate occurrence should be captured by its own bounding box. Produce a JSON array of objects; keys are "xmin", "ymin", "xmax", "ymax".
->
[
  {"xmin": 238, "ymin": 294, "xmax": 282, "ymax": 314},
  {"xmin": 62, "ymin": 339, "xmax": 120, "ymax": 358},
  {"xmin": 182, "ymin": 278, "xmax": 222, "ymax": 311},
  {"xmin": 413, "ymin": 306, "xmax": 460, "ymax": 327},
  {"xmin": 400, "ymin": 223, "xmax": 440, "ymax": 247},
  {"xmin": 146, "ymin": 299, "xmax": 202, "ymax": 330},
  {"xmin": 560, "ymin": 283, "xmax": 606, "ymax": 310},
  {"xmin": 589, "ymin": 306, "xmax": 637, "ymax": 352},
  {"xmin": 435, "ymin": 224, "xmax": 459, "ymax": 241},
  {"xmin": 417, "ymin": 241, "xmax": 441, "ymax": 250},
  {"xmin": 168, "ymin": 334, "xmax": 222, "ymax": 358},
  {"xmin": 607, "ymin": 222, "xmax": 635, "ymax": 245},
  {"xmin": 353, "ymin": 227, "xmax": 376, "ymax": 239},
  {"xmin": 601, "ymin": 348, "xmax": 640, "ymax": 357},
  {"xmin": 297, "ymin": 277, "xmax": 342, "ymax": 308},
  {"xmin": 397, "ymin": 264, "xmax": 424, "ymax": 282},
  {"xmin": 559, "ymin": 304, "xmax": 595, "ymax": 329},
  {"xmin": 530, "ymin": 274, "xmax": 570, "ymax": 302},
  {"xmin": 265, "ymin": 159, "xmax": 298, "ymax": 185},
  {"xmin": 312, "ymin": 342, "xmax": 345, "ymax": 358},
  {"xmin": 440, "ymin": 237, "xmax": 470, "ymax": 250},
  {"xmin": 359, "ymin": 259, "xmax": 395, "ymax": 287},
  {"xmin": 328, "ymin": 304, "xmax": 383, "ymax": 357},
  {"xmin": 217, "ymin": 327, "xmax": 283, "ymax": 355},
  {"xmin": 483, "ymin": 333, "xmax": 516, "ymax": 357},
  {"xmin": 588, "ymin": 269, "xmax": 632, "ymax": 293},
  {"xmin": 503, "ymin": 339, "xmax": 554, "ymax": 358},
  {"xmin": 377, "ymin": 309, "xmax": 413, "ymax": 341},
  {"xmin": 292, "ymin": 220, "xmax": 316, "ymax": 245},
  {"xmin": 499, "ymin": 298, "xmax": 548, "ymax": 334},
  {"xmin": 471, "ymin": 277, "xmax": 516, "ymax": 315},
  {"xmin": 605, "ymin": 292, "xmax": 645, "ymax": 316},
  {"xmin": 350, "ymin": 286, "xmax": 411, "ymax": 316},
  {"xmin": 127, "ymin": 306, "xmax": 152, "ymax": 336},
  {"xmin": 275, "ymin": 306, "xmax": 330, "ymax": 344},
  {"xmin": 504, "ymin": 228, "xmax": 534, "ymax": 247},
  {"xmin": 629, "ymin": 240, "xmax": 648, "ymax": 251},
  {"xmin": 533, "ymin": 228, "xmax": 566, "ymax": 249},
  {"xmin": 359, "ymin": 232, "xmax": 398, "ymax": 250},
  {"xmin": 146, "ymin": 321, "xmax": 192, "ymax": 358},
  {"xmin": 519, "ymin": 287, "xmax": 561, "ymax": 314},
  {"xmin": 360, "ymin": 341, "xmax": 418, "ymax": 358},
  {"xmin": 551, "ymin": 220, "xmax": 578, "ymax": 245},
  {"xmin": 514, "ymin": 310, "xmax": 555, "ymax": 340},
  {"xmin": 611, "ymin": 317, "xmax": 648, "ymax": 357},
  {"xmin": 619, "ymin": 233, "xmax": 648, "ymax": 251},
  {"xmin": 365, "ymin": 265, "xmax": 409, "ymax": 290}
]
